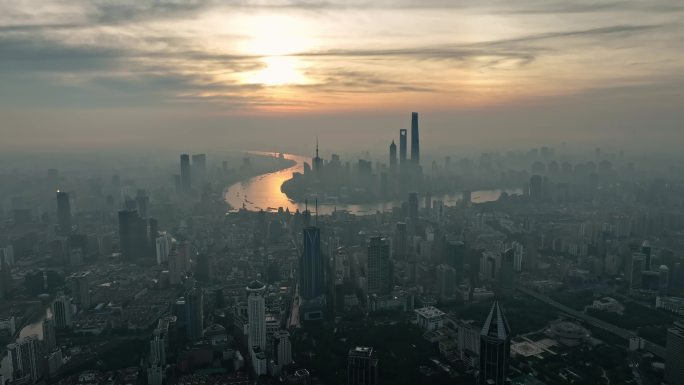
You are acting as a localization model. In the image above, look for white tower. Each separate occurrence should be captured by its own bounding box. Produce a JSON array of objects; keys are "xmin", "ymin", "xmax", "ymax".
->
[{"xmin": 246, "ymin": 280, "xmax": 266, "ymax": 351}]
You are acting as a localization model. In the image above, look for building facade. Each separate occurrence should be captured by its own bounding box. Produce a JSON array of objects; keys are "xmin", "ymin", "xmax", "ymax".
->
[
  {"xmin": 347, "ymin": 346, "xmax": 378, "ymax": 385},
  {"xmin": 479, "ymin": 302, "xmax": 511, "ymax": 385}
]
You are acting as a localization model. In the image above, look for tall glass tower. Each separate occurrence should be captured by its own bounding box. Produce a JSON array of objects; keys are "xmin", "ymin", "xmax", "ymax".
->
[
  {"xmin": 56, "ymin": 191, "xmax": 71, "ymax": 235},
  {"xmin": 300, "ymin": 226, "xmax": 324, "ymax": 299},
  {"xmin": 399, "ymin": 129, "xmax": 407, "ymax": 169},
  {"xmin": 389, "ymin": 141, "xmax": 397, "ymax": 173},
  {"xmin": 247, "ymin": 280, "xmax": 266, "ymax": 350},
  {"xmin": 410, "ymin": 112, "xmax": 420, "ymax": 165},
  {"xmin": 180, "ymin": 154, "xmax": 191, "ymax": 193}
]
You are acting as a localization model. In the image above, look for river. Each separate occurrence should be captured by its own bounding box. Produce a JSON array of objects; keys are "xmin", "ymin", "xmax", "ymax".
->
[{"xmin": 224, "ymin": 152, "xmax": 521, "ymax": 215}]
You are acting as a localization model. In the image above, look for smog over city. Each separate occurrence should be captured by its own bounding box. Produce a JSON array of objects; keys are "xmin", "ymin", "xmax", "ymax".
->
[{"xmin": 1, "ymin": 1, "xmax": 684, "ymax": 385}]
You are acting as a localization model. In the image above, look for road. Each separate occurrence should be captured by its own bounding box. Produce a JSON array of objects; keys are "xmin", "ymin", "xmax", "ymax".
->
[{"xmin": 517, "ymin": 286, "xmax": 666, "ymax": 358}]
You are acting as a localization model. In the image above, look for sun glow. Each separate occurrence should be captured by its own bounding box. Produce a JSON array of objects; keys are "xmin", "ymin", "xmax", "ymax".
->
[
  {"xmin": 243, "ymin": 56, "xmax": 308, "ymax": 86},
  {"xmin": 234, "ymin": 14, "xmax": 314, "ymax": 86}
]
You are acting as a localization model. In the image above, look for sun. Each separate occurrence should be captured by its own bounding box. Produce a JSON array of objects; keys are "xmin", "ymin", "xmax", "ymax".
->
[
  {"xmin": 236, "ymin": 14, "xmax": 314, "ymax": 86},
  {"xmin": 244, "ymin": 56, "xmax": 307, "ymax": 86}
]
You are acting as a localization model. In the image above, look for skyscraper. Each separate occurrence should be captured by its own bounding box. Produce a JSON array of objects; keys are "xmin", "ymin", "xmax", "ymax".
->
[
  {"xmin": 399, "ymin": 129, "xmax": 407, "ymax": 169},
  {"xmin": 512, "ymin": 241, "xmax": 524, "ymax": 272},
  {"xmin": 150, "ymin": 328, "xmax": 166, "ymax": 365},
  {"xmin": 8, "ymin": 336, "xmax": 39, "ymax": 384},
  {"xmin": 300, "ymin": 226, "xmax": 325, "ymax": 300},
  {"xmin": 0, "ymin": 257, "xmax": 11, "ymax": 300},
  {"xmin": 180, "ymin": 154, "xmax": 191, "ymax": 193},
  {"xmin": 499, "ymin": 249, "xmax": 516, "ymax": 296},
  {"xmin": 273, "ymin": 329, "xmax": 292, "ymax": 368},
  {"xmin": 68, "ymin": 271, "xmax": 91, "ymax": 309},
  {"xmin": 389, "ymin": 141, "xmax": 397, "ymax": 174},
  {"xmin": 191, "ymin": 153, "xmax": 207, "ymax": 187},
  {"xmin": 51, "ymin": 294, "xmax": 72, "ymax": 329},
  {"xmin": 408, "ymin": 192, "xmax": 419, "ymax": 236},
  {"xmin": 147, "ymin": 364, "xmax": 164, "ymax": 385},
  {"xmin": 394, "ymin": 222, "xmax": 407, "ymax": 261},
  {"xmin": 195, "ymin": 253, "xmax": 211, "ymax": 283},
  {"xmin": 118, "ymin": 209, "xmax": 146, "ymax": 261},
  {"xmin": 479, "ymin": 302, "xmax": 511, "ymax": 385},
  {"xmin": 445, "ymin": 239, "xmax": 465, "ymax": 283},
  {"xmin": 247, "ymin": 280, "xmax": 266, "ymax": 351},
  {"xmin": 529, "ymin": 175, "xmax": 543, "ymax": 202},
  {"xmin": 410, "ymin": 112, "xmax": 420, "ymax": 165},
  {"xmin": 185, "ymin": 287, "xmax": 204, "ymax": 341},
  {"xmin": 47, "ymin": 347, "xmax": 62, "ymax": 378},
  {"xmin": 135, "ymin": 189, "xmax": 149, "ymax": 218},
  {"xmin": 666, "ymin": 321, "xmax": 684, "ymax": 385},
  {"xmin": 640, "ymin": 240, "xmax": 652, "ymax": 271},
  {"xmin": 168, "ymin": 248, "xmax": 184, "ymax": 285},
  {"xmin": 302, "ymin": 208, "xmax": 312, "ymax": 229},
  {"xmin": 629, "ymin": 253, "xmax": 646, "ymax": 291},
  {"xmin": 56, "ymin": 191, "xmax": 71, "ymax": 235},
  {"xmin": 147, "ymin": 217, "xmax": 158, "ymax": 254},
  {"xmin": 436, "ymin": 264, "xmax": 456, "ymax": 300},
  {"xmin": 43, "ymin": 317, "xmax": 57, "ymax": 351},
  {"xmin": 312, "ymin": 138, "xmax": 323, "ymax": 173},
  {"xmin": 155, "ymin": 235, "xmax": 171, "ymax": 265},
  {"xmin": 347, "ymin": 346, "xmax": 378, "ymax": 385},
  {"xmin": 366, "ymin": 236, "xmax": 392, "ymax": 295}
]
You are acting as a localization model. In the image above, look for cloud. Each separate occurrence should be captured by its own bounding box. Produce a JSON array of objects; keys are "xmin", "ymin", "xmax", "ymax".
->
[
  {"xmin": 0, "ymin": 35, "xmax": 124, "ymax": 72},
  {"xmin": 0, "ymin": 0, "xmax": 681, "ymax": 112},
  {"xmin": 89, "ymin": 0, "xmax": 214, "ymax": 24},
  {"xmin": 473, "ymin": 24, "xmax": 665, "ymax": 47}
]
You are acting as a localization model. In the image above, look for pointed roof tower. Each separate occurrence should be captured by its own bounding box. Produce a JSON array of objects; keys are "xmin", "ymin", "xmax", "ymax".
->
[{"xmin": 481, "ymin": 301, "xmax": 511, "ymax": 341}]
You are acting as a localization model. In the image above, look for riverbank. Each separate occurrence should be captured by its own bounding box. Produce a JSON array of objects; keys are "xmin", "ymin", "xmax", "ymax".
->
[
  {"xmin": 224, "ymin": 152, "xmax": 522, "ymax": 215},
  {"xmin": 221, "ymin": 152, "xmax": 296, "ymax": 211}
]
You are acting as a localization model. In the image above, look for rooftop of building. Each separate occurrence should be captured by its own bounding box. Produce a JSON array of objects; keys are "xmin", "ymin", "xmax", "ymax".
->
[
  {"xmin": 246, "ymin": 280, "xmax": 266, "ymax": 291},
  {"xmin": 414, "ymin": 306, "xmax": 446, "ymax": 319},
  {"xmin": 349, "ymin": 346, "xmax": 375, "ymax": 357},
  {"xmin": 69, "ymin": 271, "xmax": 91, "ymax": 278},
  {"xmin": 658, "ymin": 296, "xmax": 684, "ymax": 305},
  {"xmin": 594, "ymin": 297, "xmax": 620, "ymax": 304}
]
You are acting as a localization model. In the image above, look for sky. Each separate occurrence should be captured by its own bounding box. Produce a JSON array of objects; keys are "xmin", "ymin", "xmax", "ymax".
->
[{"xmin": 1, "ymin": 0, "xmax": 683, "ymax": 155}]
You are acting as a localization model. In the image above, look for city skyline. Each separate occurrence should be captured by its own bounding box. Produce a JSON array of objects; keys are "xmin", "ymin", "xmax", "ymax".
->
[
  {"xmin": 2, "ymin": 131, "xmax": 684, "ymax": 385},
  {"xmin": 1, "ymin": 2, "xmax": 684, "ymax": 385}
]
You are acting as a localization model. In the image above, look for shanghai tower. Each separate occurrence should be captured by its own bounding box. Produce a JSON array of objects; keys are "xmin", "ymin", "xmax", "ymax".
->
[{"xmin": 410, "ymin": 112, "xmax": 420, "ymax": 165}]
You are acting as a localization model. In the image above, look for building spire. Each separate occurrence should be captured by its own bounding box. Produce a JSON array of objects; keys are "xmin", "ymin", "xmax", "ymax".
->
[
  {"xmin": 316, "ymin": 136, "xmax": 319, "ymax": 158},
  {"xmin": 481, "ymin": 301, "xmax": 510, "ymax": 340}
]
